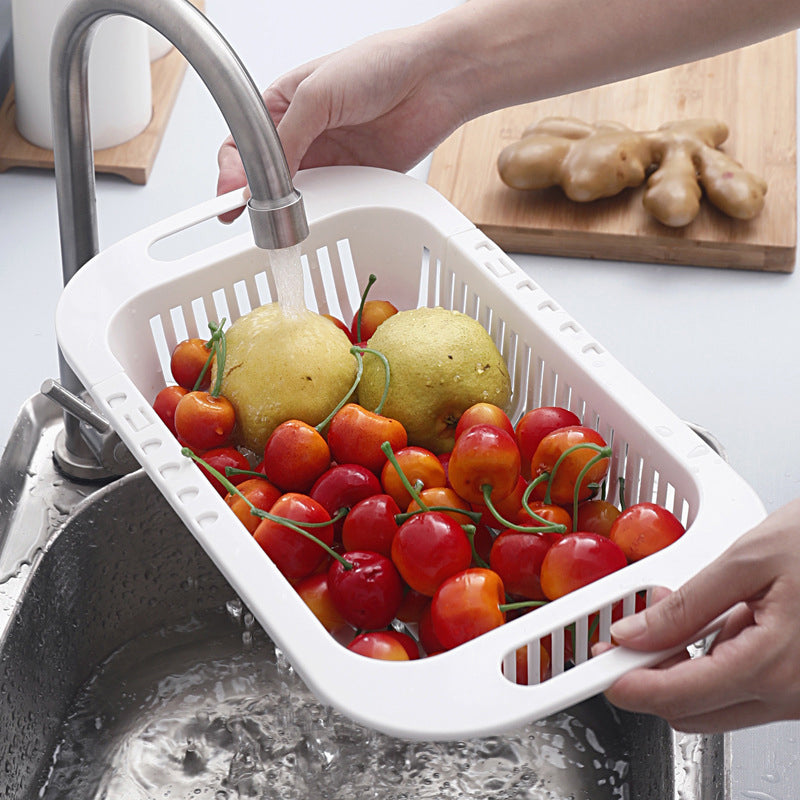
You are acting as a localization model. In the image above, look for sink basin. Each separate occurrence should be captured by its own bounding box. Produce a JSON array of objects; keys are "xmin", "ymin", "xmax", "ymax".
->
[{"xmin": 0, "ymin": 397, "xmax": 727, "ymax": 799}]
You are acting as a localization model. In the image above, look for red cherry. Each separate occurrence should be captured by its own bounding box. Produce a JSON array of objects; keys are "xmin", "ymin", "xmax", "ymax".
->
[
  {"xmin": 391, "ymin": 511, "xmax": 472, "ymax": 597},
  {"xmin": 196, "ymin": 446, "xmax": 250, "ymax": 496},
  {"xmin": 328, "ymin": 551, "xmax": 404, "ymax": 631},
  {"xmin": 262, "ymin": 420, "xmax": 331, "ymax": 493},
  {"xmin": 174, "ymin": 391, "xmax": 235, "ymax": 451},
  {"xmin": 609, "ymin": 502, "xmax": 685, "ymax": 561},
  {"xmin": 341, "ymin": 493, "xmax": 400, "ymax": 556},
  {"xmin": 295, "ymin": 572, "xmax": 351, "ymax": 634},
  {"xmin": 327, "ymin": 403, "xmax": 408, "ymax": 474},
  {"xmin": 540, "ymin": 532, "xmax": 627, "ymax": 600},
  {"xmin": 253, "ymin": 493, "xmax": 333, "ymax": 581},
  {"xmin": 431, "ymin": 568, "xmax": 507, "ymax": 650},
  {"xmin": 153, "ymin": 385, "xmax": 188, "ymax": 437},
  {"xmin": 530, "ymin": 426, "xmax": 609, "ymax": 506},
  {"xmin": 310, "ymin": 463, "xmax": 382, "ymax": 540},
  {"xmin": 347, "ymin": 630, "xmax": 419, "ymax": 661},
  {"xmin": 448, "ymin": 424, "xmax": 521, "ymax": 505},
  {"xmin": 350, "ymin": 299, "xmax": 398, "ymax": 343},
  {"xmin": 455, "ymin": 402, "xmax": 514, "ymax": 440},
  {"xmin": 225, "ymin": 477, "xmax": 282, "ymax": 534},
  {"xmin": 515, "ymin": 406, "xmax": 581, "ymax": 479},
  {"xmin": 170, "ymin": 337, "xmax": 213, "ymax": 391},
  {"xmin": 489, "ymin": 529, "xmax": 560, "ymax": 600}
]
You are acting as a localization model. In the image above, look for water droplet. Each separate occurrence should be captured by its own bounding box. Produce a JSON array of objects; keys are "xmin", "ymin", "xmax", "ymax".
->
[{"xmin": 225, "ymin": 598, "xmax": 243, "ymax": 622}]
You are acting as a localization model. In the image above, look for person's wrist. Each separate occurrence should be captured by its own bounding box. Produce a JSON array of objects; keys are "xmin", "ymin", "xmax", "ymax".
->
[{"xmin": 411, "ymin": 9, "xmax": 503, "ymax": 127}]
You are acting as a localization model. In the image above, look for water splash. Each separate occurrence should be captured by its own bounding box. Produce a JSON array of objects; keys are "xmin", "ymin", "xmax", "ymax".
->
[{"xmin": 38, "ymin": 608, "xmax": 631, "ymax": 800}]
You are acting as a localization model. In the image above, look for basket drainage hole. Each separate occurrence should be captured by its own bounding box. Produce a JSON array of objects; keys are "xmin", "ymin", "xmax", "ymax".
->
[
  {"xmin": 177, "ymin": 487, "xmax": 200, "ymax": 504},
  {"xmin": 196, "ymin": 512, "xmax": 219, "ymax": 529},
  {"xmin": 105, "ymin": 391, "xmax": 128, "ymax": 408},
  {"xmin": 140, "ymin": 438, "xmax": 163, "ymax": 455},
  {"xmin": 159, "ymin": 463, "xmax": 180, "ymax": 479}
]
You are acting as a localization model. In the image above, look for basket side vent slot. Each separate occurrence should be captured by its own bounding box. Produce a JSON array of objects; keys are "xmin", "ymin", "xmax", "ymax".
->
[
  {"xmin": 334, "ymin": 238, "xmax": 362, "ymax": 320},
  {"xmin": 500, "ymin": 589, "xmax": 652, "ymax": 686},
  {"xmin": 211, "ymin": 288, "xmax": 231, "ymax": 328},
  {"xmin": 150, "ymin": 315, "xmax": 174, "ymax": 386},
  {"xmin": 417, "ymin": 246, "xmax": 447, "ymax": 309},
  {"xmin": 233, "ymin": 279, "xmax": 253, "ymax": 317}
]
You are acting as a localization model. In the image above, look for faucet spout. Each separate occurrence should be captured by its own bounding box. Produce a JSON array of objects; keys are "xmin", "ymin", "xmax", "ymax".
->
[
  {"xmin": 49, "ymin": 0, "xmax": 308, "ymax": 478},
  {"xmin": 51, "ymin": 0, "xmax": 308, "ymax": 284}
]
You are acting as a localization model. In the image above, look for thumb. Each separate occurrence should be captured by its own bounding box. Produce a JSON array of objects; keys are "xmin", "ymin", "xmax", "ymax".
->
[
  {"xmin": 608, "ymin": 508, "xmax": 793, "ymax": 653},
  {"xmin": 609, "ymin": 575, "xmax": 738, "ymax": 653},
  {"xmin": 608, "ymin": 586, "xmax": 682, "ymax": 650},
  {"xmin": 609, "ymin": 542, "xmax": 763, "ymax": 652}
]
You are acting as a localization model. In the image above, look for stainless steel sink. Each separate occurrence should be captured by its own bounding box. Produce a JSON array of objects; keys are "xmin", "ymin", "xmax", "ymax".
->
[{"xmin": 0, "ymin": 395, "xmax": 727, "ymax": 799}]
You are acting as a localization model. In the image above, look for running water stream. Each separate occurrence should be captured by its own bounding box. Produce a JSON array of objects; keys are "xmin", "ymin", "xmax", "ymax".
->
[
  {"xmin": 269, "ymin": 244, "xmax": 306, "ymax": 314},
  {"xmin": 37, "ymin": 605, "xmax": 631, "ymax": 800}
]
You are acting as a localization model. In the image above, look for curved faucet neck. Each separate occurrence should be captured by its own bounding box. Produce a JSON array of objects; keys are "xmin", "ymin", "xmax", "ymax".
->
[
  {"xmin": 49, "ymin": 0, "xmax": 308, "ymax": 477},
  {"xmin": 51, "ymin": 0, "xmax": 308, "ymax": 286}
]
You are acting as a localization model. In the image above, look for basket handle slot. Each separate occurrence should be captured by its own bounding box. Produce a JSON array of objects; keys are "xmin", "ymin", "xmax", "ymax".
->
[{"xmin": 147, "ymin": 213, "xmax": 251, "ymax": 262}]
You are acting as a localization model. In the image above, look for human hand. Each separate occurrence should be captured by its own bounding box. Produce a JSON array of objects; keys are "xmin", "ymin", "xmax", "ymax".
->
[
  {"xmin": 592, "ymin": 498, "xmax": 800, "ymax": 732},
  {"xmin": 216, "ymin": 0, "xmax": 800, "ymax": 224},
  {"xmin": 216, "ymin": 25, "xmax": 472, "ymax": 223}
]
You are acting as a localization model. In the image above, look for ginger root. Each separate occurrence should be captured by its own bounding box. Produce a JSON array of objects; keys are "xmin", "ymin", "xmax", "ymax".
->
[{"xmin": 497, "ymin": 117, "xmax": 767, "ymax": 227}]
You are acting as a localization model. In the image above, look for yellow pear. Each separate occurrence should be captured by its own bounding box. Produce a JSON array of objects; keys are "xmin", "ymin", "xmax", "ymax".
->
[
  {"xmin": 214, "ymin": 303, "xmax": 356, "ymax": 453},
  {"xmin": 357, "ymin": 307, "xmax": 511, "ymax": 453}
]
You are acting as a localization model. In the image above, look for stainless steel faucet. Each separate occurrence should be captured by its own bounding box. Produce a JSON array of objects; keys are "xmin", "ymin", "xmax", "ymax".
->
[{"xmin": 46, "ymin": 0, "xmax": 309, "ymax": 479}]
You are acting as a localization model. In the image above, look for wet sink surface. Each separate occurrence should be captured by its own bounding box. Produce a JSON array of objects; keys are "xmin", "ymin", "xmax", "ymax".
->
[
  {"xmin": 0, "ymin": 401, "xmax": 726, "ymax": 799},
  {"xmin": 35, "ymin": 606, "xmax": 637, "ymax": 799}
]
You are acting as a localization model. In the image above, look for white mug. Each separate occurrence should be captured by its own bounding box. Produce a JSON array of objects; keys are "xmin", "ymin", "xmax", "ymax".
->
[
  {"xmin": 12, "ymin": 1, "xmax": 152, "ymax": 150},
  {"xmin": 148, "ymin": 27, "xmax": 174, "ymax": 61}
]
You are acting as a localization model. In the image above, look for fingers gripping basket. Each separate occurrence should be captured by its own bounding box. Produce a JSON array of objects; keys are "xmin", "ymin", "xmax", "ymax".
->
[{"xmin": 56, "ymin": 166, "xmax": 764, "ymax": 740}]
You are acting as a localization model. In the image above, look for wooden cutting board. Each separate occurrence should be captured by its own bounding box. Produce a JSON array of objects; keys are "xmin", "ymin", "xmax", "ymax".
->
[{"xmin": 428, "ymin": 33, "xmax": 797, "ymax": 272}]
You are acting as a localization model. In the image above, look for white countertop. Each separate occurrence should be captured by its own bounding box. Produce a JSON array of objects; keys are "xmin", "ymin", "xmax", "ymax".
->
[{"xmin": 1, "ymin": 1, "xmax": 799, "ymax": 794}]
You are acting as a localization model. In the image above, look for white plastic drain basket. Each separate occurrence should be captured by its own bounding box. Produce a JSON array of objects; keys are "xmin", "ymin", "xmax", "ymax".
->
[{"xmin": 56, "ymin": 166, "xmax": 765, "ymax": 740}]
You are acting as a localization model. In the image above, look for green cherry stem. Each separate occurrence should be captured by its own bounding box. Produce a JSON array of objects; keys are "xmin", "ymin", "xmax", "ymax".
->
[
  {"xmin": 211, "ymin": 323, "xmax": 226, "ymax": 398},
  {"xmin": 543, "ymin": 442, "xmax": 611, "ymax": 506},
  {"xmin": 618, "ymin": 476, "xmax": 627, "ymax": 511},
  {"xmin": 520, "ymin": 473, "xmax": 566, "ymax": 529},
  {"xmin": 394, "ymin": 505, "xmax": 483, "ymax": 526},
  {"xmin": 482, "ymin": 484, "xmax": 567, "ymax": 534},
  {"xmin": 193, "ymin": 347, "xmax": 214, "ymax": 392},
  {"xmin": 568, "ymin": 447, "xmax": 613, "ymax": 529},
  {"xmin": 193, "ymin": 318, "xmax": 226, "ymax": 393},
  {"xmin": 315, "ymin": 345, "xmax": 365, "ymax": 433},
  {"xmin": 249, "ymin": 505, "xmax": 348, "ymax": 529},
  {"xmin": 225, "ymin": 466, "xmax": 270, "ymax": 481},
  {"xmin": 462, "ymin": 523, "xmax": 490, "ymax": 569},
  {"xmin": 354, "ymin": 346, "xmax": 391, "ymax": 414},
  {"xmin": 498, "ymin": 599, "xmax": 549, "ymax": 613},
  {"xmin": 249, "ymin": 505, "xmax": 348, "ymax": 527},
  {"xmin": 181, "ymin": 447, "xmax": 351, "ymax": 569},
  {"xmin": 380, "ymin": 441, "xmax": 428, "ymax": 511},
  {"xmin": 246, "ymin": 507, "xmax": 350, "ymax": 567},
  {"xmin": 355, "ymin": 273, "xmax": 377, "ymax": 344}
]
